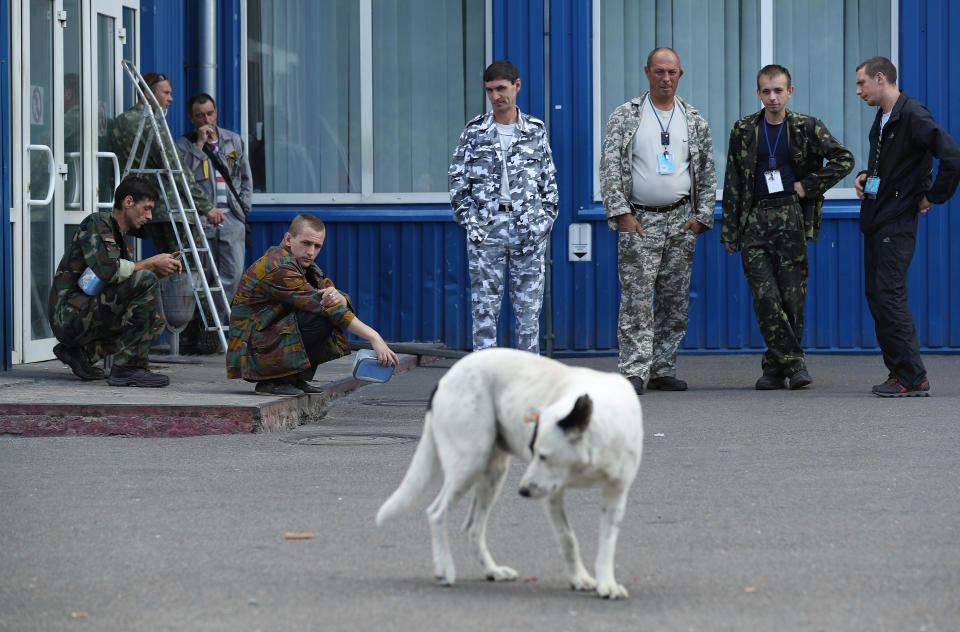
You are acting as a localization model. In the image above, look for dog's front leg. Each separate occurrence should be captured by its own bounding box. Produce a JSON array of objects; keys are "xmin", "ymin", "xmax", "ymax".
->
[
  {"xmin": 543, "ymin": 493, "xmax": 596, "ymax": 592},
  {"xmin": 595, "ymin": 486, "xmax": 629, "ymax": 599}
]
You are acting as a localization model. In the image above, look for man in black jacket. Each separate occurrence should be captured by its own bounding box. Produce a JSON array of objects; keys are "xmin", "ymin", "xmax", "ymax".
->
[{"xmin": 854, "ymin": 56, "xmax": 960, "ymax": 397}]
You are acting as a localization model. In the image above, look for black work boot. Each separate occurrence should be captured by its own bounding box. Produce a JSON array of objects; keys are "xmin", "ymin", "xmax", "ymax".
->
[
  {"xmin": 107, "ymin": 365, "xmax": 170, "ymax": 388},
  {"xmin": 254, "ymin": 378, "xmax": 302, "ymax": 396},
  {"xmin": 54, "ymin": 343, "xmax": 105, "ymax": 380},
  {"xmin": 755, "ymin": 372, "xmax": 786, "ymax": 390}
]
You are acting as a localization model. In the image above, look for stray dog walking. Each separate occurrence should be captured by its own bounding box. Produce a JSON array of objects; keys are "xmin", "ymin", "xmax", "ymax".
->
[{"xmin": 376, "ymin": 348, "xmax": 644, "ymax": 599}]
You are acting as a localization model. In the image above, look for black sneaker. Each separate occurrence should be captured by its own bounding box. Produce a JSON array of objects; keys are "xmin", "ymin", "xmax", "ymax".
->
[
  {"xmin": 295, "ymin": 379, "xmax": 325, "ymax": 394},
  {"xmin": 871, "ymin": 377, "xmax": 897, "ymax": 393},
  {"xmin": 254, "ymin": 380, "xmax": 302, "ymax": 396},
  {"xmin": 873, "ymin": 378, "xmax": 931, "ymax": 398},
  {"xmin": 647, "ymin": 376, "xmax": 688, "ymax": 391},
  {"xmin": 788, "ymin": 369, "xmax": 812, "ymax": 390},
  {"xmin": 627, "ymin": 376, "xmax": 645, "ymax": 396},
  {"xmin": 107, "ymin": 365, "xmax": 170, "ymax": 388},
  {"xmin": 755, "ymin": 373, "xmax": 786, "ymax": 390},
  {"xmin": 54, "ymin": 343, "xmax": 105, "ymax": 380}
]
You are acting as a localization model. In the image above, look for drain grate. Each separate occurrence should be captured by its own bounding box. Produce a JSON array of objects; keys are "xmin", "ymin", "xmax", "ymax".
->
[
  {"xmin": 360, "ymin": 399, "xmax": 430, "ymax": 408},
  {"xmin": 283, "ymin": 432, "xmax": 419, "ymax": 446}
]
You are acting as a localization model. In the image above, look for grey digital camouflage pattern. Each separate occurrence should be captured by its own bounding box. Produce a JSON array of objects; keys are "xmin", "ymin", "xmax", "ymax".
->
[
  {"xmin": 466, "ymin": 211, "xmax": 548, "ymax": 352},
  {"xmin": 449, "ymin": 108, "xmax": 558, "ymax": 352},
  {"xmin": 600, "ymin": 92, "xmax": 716, "ymax": 381}
]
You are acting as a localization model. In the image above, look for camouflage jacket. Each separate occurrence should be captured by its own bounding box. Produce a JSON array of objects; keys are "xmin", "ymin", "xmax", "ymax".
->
[
  {"xmin": 48, "ymin": 210, "xmax": 138, "ymax": 326},
  {"xmin": 110, "ymin": 104, "xmax": 214, "ymax": 227},
  {"xmin": 448, "ymin": 109, "xmax": 559, "ymax": 247},
  {"xmin": 226, "ymin": 245, "xmax": 354, "ymax": 381},
  {"xmin": 600, "ymin": 92, "xmax": 717, "ymax": 231},
  {"xmin": 721, "ymin": 109, "xmax": 854, "ymax": 244}
]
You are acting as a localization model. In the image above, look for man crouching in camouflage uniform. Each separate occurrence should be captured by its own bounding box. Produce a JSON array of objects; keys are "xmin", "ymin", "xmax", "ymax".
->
[
  {"xmin": 449, "ymin": 60, "xmax": 558, "ymax": 353},
  {"xmin": 600, "ymin": 48, "xmax": 716, "ymax": 395},
  {"xmin": 722, "ymin": 65, "xmax": 853, "ymax": 390},
  {"xmin": 227, "ymin": 214, "xmax": 399, "ymax": 395},
  {"xmin": 48, "ymin": 176, "xmax": 182, "ymax": 387}
]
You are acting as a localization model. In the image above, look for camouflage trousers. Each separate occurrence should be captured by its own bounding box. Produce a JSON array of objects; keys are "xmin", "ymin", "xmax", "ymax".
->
[
  {"xmin": 617, "ymin": 201, "xmax": 698, "ymax": 381},
  {"xmin": 50, "ymin": 270, "xmax": 165, "ymax": 367},
  {"xmin": 740, "ymin": 197, "xmax": 808, "ymax": 375},
  {"xmin": 466, "ymin": 210, "xmax": 547, "ymax": 353}
]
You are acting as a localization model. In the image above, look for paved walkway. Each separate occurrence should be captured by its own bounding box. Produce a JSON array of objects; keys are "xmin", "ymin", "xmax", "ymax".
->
[{"xmin": 0, "ymin": 350, "xmax": 431, "ymax": 436}]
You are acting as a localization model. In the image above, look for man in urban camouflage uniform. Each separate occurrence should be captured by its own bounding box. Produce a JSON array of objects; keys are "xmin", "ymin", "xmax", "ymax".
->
[
  {"xmin": 48, "ymin": 176, "xmax": 183, "ymax": 387},
  {"xmin": 722, "ymin": 65, "xmax": 853, "ymax": 390},
  {"xmin": 600, "ymin": 48, "xmax": 716, "ymax": 395},
  {"xmin": 227, "ymin": 214, "xmax": 399, "ymax": 396},
  {"xmin": 110, "ymin": 72, "xmax": 224, "ymax": 255},
  {"xmin": 449, "ymin": 59, "xmax": 558, "ymax": 353}
]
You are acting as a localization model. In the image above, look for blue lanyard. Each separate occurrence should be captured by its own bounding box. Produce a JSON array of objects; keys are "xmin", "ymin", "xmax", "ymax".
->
[
  {"xmin": 649, "ymin": 97, "xmax": 676, "ymax": 153},
  {"xmin": 763, "ymin": 119, "xmax": 785, "ymax": 170}
]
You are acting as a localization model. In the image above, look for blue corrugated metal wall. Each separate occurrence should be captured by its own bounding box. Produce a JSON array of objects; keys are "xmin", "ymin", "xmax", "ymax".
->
[
  {"xmin": 1, "ymin": 0, "xmax": 11, "ymax": 369},
  {"xmin": 152, "ymin": 0, "xmax": 960, "ymax": 354}
]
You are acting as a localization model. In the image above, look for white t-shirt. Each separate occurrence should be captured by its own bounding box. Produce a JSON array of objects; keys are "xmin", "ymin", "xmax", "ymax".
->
[
  {"xmin": 629, "ymin": 98, "xmax": 691, "ymax": 207},
  {"xmin": 496, "ymin": 122, "xmax": 516, "ymax": 204}
]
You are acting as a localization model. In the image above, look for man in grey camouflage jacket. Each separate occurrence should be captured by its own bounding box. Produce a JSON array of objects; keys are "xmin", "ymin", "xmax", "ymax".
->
[
  {"xmin": 600, "ymin": 47, "xmax": 716, "ymax": 395},
  {"xmin": 449, "ymin": 60, "xmax": 559, "ymax": 353}
]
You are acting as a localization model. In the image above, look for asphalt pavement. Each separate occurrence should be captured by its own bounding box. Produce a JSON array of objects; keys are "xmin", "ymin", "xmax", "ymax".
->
[{"xmin": 1, "ymin": 352, "xmax": 958, "ymax": 631}]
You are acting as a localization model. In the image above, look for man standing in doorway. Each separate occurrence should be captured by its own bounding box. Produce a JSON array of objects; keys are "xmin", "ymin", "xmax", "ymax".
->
[
  {"xmin": 854, "ymin": 56, "xmax": 960, "ymax": 397},
  {"xmin": 111, "ymin": 72, "xmax": 224, "ymax": 255},
  {"xmin": 600, "ymin": 47, "xmax": 716, "ymax": 395},
  {"xmin": 722, "ymin": 65, "xmax": 853, "ymax": 390},
  {"xmin": 449, "ymin": 60, "xmax": 559, "ymax": 353},
  {"xmin": 177, "ymin": 92, "xmax": 253, "ymax": 352}
]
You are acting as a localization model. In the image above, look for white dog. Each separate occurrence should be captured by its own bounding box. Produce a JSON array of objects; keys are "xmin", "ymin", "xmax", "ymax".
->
[{"xmin": 376, "ymin": 348, "xmax": 643, "ymax": 599}]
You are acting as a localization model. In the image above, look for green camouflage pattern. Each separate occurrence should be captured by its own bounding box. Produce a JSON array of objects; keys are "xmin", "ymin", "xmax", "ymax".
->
[
  {"xmin": 449, "ymin": 109, "xmax": 559, "ymax": 253},
  {"xmin": 110, "ymin": 103, "xmax": 213, "ymax": 252},
  {"xmin": 738, "ymin": 198, "xmax": 809, "ymax": 375},
  {"xmin": 721, "ymin": 109, "xmax": 854, "ymax": 245},
  {"xmin": 600, "ymin": 92, "xmax": 717, "ymax": 231},
  {"xmin": 48, "ymin": 210, "xmax": 165, "ymax": 367},
  {"xmin": 227, "ymin": 245, "xmax": 354, "ymax": 381}
]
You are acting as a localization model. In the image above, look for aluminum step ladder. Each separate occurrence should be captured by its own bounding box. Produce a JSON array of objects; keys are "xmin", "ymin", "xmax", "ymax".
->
[{"xmin": 118, "ymin": 60, "xmax": 231, "ymax": 353}]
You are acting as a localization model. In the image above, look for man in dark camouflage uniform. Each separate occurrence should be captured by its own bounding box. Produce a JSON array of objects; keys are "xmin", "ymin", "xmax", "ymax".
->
[
  {"xmin": 449, "ymin": 60, "xmax": 559, "ymax": 353},
  {"xmin": 227, "ymin": 214, "xmax": 399, "ymax": 396},
  {"xmin": 48, "ymin": 176, "xmax": 183, "ymax": 387},
  {"xmin": 722, "ymin": 65, "xmax": 854, "ymax": 390},
  {"xmin": 110, "ymin": 72, "xmax": 224, "ymax": 255},
  {"xmin": 600, "ymin": 48, "xmax": 716, "ymax": 395}
]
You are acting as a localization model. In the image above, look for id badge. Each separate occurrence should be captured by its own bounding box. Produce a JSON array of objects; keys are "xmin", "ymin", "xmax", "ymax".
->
[
  {"xmin": 864, "ymin": 176, "xmax": 880, "ymax": 196},
  {"xmin": 657, "ymin": 152, "xmax": 675, "ymax": 175},
  {"xmin": 764, "ymin": 169, "xmax": 784, "ymax": 194}
]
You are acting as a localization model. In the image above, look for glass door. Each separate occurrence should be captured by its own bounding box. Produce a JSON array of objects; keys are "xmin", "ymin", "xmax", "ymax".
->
[
  {"xmin": 13, "ymin": 0, "xmax": 138, "ymax": 363},
  {"xmin": 16, "ymin": 0, "xmax": 63, "ymax": 362}
]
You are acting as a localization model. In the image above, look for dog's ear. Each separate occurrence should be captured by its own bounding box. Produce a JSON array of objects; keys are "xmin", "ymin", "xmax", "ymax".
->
[{"xmin": 557, "ymin": 394, "xmax": 592, "ymax": 435}]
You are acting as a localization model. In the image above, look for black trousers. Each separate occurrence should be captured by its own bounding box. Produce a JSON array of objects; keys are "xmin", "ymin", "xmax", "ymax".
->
[
  {"xmin": 863, "ymin": 217, "xmax": 926, "ymax": 387},
  {"xmin": 295, "ymin": 310, "xmax": 334, "ymax": 382}
]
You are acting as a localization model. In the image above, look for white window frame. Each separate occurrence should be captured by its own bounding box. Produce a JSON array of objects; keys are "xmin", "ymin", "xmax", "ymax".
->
[
  {"xmin": 243, "ymin": 0, "xmax": 492, "ymax": 206},
  {"xmin": 591, "ymin": 0, "xmax": 899, "ymax": 202}
]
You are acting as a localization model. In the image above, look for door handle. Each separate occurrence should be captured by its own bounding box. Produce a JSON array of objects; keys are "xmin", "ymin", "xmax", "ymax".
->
[
  {"xmin": 96, "ymin": 151, "xmax": 121, "ymax": 209},
  {"xmin": 26, "ymin": 144, "xmax": 56, "ymax": 206}
]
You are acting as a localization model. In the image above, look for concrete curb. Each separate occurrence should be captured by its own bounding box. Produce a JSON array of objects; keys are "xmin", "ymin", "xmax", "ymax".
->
[{"xmin": 0, "ymin": 354, "xmax": 435, "ymax": 437}]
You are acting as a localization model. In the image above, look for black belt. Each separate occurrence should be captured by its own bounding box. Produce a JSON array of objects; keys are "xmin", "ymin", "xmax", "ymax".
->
[
  {"xmin": 755, "ymin": 193, "xmax": 799, "ymax": 209},
  {"xmin": 631, "ymin": 195, "xmax": 690, "ymax": 213},
  {"xmin": 498, "ymin": 203, "xmax": 513, "ymax": 212}
]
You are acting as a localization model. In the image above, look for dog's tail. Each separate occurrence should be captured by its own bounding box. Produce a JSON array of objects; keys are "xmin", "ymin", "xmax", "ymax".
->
[{"xmin": 376, "ymin": 414, "xmax": 439, "ymax": 526}]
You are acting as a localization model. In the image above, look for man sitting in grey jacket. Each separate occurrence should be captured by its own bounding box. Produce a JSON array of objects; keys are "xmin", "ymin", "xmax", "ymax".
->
[{"xmin": 177, "ymin": 92, "xmax": 253, "ymax": 353}]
